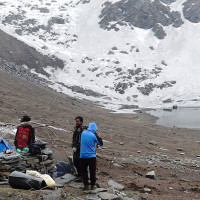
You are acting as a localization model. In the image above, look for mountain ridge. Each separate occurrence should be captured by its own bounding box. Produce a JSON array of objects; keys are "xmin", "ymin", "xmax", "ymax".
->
[{"xmin": 0, "ymin": 0, "xmax": 200, "ymax": 109}]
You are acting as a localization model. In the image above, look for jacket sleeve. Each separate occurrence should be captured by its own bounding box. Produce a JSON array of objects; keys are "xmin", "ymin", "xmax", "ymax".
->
[
  {"xmin": 31, "ymin": 126, "xmax": 35, "ymax": 143},
  {"xmin": 14, "ymin": 127, "xmax": 19, "ymax": 148},
  {"xmin": 72, "ymin": 129, "xmax": 77, "ymax": 148},
  {"xmin": 28, "ymin": 125, "xmax": 35, "ymax": 144},
  {"xmin": 95, "ymin": 133, "xmax": 103, "ymax": 146}
]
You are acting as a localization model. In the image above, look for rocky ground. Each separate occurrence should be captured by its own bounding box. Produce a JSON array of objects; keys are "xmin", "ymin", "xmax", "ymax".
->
[{"xmin": 0, "ymin": 70, "xmax": 200, "ymax": 200}]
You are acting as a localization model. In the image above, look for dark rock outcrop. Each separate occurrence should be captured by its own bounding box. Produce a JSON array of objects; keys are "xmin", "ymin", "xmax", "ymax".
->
[
  {"xmin": 0, "ymin": 29, "xmax": 64, "ymax": 76},
  {"xmin": 99, "ymin": 0, "xmax": 183, "ymax": 39},
  {"xmin": 183, "ymin": 0, "xmax": 200, "ymax": 23}
]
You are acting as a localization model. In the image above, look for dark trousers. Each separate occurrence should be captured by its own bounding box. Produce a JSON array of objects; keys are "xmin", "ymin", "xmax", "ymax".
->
[
  {"xmin": 81, "ymin": 157, "xmax": 96, "ymax": 186},
  {"xmin": 73, "ymin": 158, "xmax": 81, "ymax": 177}
]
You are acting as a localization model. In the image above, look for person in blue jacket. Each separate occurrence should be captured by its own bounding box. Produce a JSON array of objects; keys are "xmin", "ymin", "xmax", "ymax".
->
[{"xmin": 80, "ymin": 122, "xmax": 103, "ymax": 190}]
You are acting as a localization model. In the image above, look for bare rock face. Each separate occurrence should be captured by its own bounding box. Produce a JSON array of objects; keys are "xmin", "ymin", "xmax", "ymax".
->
[
  {"xmin": 0, "ymin": 29, "xmax": 64, "ymax": 76},
  {"xmin": 160, "ymin": 0, "xmax": 177, "ymax": 4},
  {"xmin": 183, "ymin": 0, "xmax": 200, "ymax": 23},
  {"xmin": 99, "ymin": 0, "xmax": 183, "ymax": 39}
]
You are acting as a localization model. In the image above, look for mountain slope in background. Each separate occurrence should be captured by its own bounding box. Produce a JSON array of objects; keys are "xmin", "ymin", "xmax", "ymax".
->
[{"xmin": 0, "ymin": 0, "xmax": 200, "ymax": 110}]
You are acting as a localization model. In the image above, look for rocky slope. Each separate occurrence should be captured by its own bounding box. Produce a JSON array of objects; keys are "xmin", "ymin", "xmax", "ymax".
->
[
  {"xmin": 1, "ymin": 70, "xmax": 200, "ymax": 199},
  {"xmin": 0, "ymin": 0, "xmax": 200, "ymax": 109}
]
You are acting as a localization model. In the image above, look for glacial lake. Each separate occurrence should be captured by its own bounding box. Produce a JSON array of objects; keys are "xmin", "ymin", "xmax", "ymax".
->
[{"xmin": 147, "ymin": 107, "xmax": 200, "ymax": 129}]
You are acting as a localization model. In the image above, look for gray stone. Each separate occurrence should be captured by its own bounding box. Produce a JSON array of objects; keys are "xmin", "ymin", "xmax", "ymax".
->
[
  {"xmin": 108, "ymin": 51, "xmax": 114, "ymax": 55},
  {"xmin": 112, "ymin": 47, "xmax": 118, "ymax": 50},
  {"xmin": 163, "ymin": 98, "xmax": 172, "ymax": 103},
  {"xmin": 48, "ymin": 17, "xmax": 65, "ymax": 25},
  {"xmin": 113, "ymin": 163, "xmax": 123, "ymax": 168},
  {"xmin": 55, "ymin": 174, "xmax": 76, "ymax": 187},
  {"xmin": 114, "ymin": 82, "xmax": 128, "ymax": 94},
  {"xmin": 144, "ymin": 188, "xmax": 152, "ymax": 193},
  {"xmin": 149, "ymin": 141, "xmax": 158, "ymax": 146},
  {"xmin": 177, "ymin": 148, "xmax": 184, "ymax": 151},
  {"xmin": 98, "ymin": 192, "xmax": 121, "ymax": 200},
  {"xmin": 115, "ymin": 68, "xmax": 122, "ymax": 72},
  {"xmin": 41, "ymin": 148, "xmax": 53, "ymax": 155},
  {"xmin": 108, "ymin": 180, "xmax": 124, "ymax": 190},
  {"xmin": 26, "ymin": 158, "xmax": 40, "ymax": 165},
  {"xmin": 0, "ymin": 181, "xmax": 8, "ymax": 185},
  {"xmin": 99, "ymin": 0, "xmax": 183, "ymax": 39},
  {"xmin": 146, "ymin": 170, "xmax": 155, "ymax": 179},
  {"xmin": 2, "ymin": 158, "xmax": 20, "ymax": 164},
  {"xmin": 183, "ymin": 0, "xmax": 200, "ymax": 23},
  {"xmin": 86, "ymin": 194, "xmax": 101, "ymax": 200},
  {"xmin": 107, "ymin": 186, "xmax": 116, "ymax": 194},
  {"xmin": 41, "ymin": 188, "xmax": 62, "ymax": 200},
  {"xmin": 161, "ymin": 60, "xmax": 167, "ymax": 66},
  {"xmin": 40, "ymin": 8, "xmax": 49, "ymax": 13},
  {"xmin": 68, "ymin": 182, "xmax": 82, "ymax": 189},
  {"xmin": 41, "ymin": 159, "xmax": 54, "ymax": 165},
  {"xmin": 160, "ymin": 0, "xmax": 176, "ymax": 4},
  {"xmin": 86, "ymin": 188, "xmax": 108, "ymax": 194}
]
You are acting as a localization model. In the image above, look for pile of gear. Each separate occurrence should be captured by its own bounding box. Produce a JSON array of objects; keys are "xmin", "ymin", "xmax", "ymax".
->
[{"xmin": 0, "ymin": 139, "xmax": 55, "ymax": 183}]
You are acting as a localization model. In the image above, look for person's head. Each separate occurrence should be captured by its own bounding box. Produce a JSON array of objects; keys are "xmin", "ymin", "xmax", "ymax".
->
[
  {"xmin": 20, "ymin": 115, "xmax": 31, "ymax": 122},
  {"xmin": 75, "ymin": 116, "xmax": 83, "ymax": 127},
  {"xmin": 88, "ymin": 122, "xmax": 97, "ymax": 133}
]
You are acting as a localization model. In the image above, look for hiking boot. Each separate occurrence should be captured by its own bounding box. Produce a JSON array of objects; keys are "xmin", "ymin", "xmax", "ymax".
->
[
  {"xmin": 91, "ymin": 185, "xmax": 97, "ymax": 190},
  {"xmin": 83, "ymin": 185, "xmax": 90, "ymax": 190}
]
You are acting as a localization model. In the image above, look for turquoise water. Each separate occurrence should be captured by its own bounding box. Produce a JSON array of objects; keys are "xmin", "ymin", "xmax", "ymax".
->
[{"xmin": 147, "ymin": 107, "xmax": 200, "ymax": 129}]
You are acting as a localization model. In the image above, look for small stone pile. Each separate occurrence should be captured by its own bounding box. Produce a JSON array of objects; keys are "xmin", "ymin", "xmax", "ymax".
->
[{"xmin": 0, "ymin": 148, "xmax": 55, "ymax": 182}]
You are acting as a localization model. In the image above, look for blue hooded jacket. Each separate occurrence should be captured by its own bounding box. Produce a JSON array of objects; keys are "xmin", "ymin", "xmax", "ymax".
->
[{"xmin": 80, "ymin": 123, "xmax": 103, "ymax": 158}]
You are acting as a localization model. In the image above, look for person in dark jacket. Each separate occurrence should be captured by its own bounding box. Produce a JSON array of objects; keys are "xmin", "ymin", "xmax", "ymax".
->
[
  {"xmin": 80, "ymin": 122, "xmax": 103, "ymax": 190},
  {"xmin": 72, "ymin": 116, "xmax": 87, "ymax": 177},
  {"xmin": 14, "ymin": 115, "xmax": 35, "ymax": 149}
]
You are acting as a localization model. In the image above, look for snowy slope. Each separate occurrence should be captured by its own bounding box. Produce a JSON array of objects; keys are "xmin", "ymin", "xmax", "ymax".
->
[{"xmin": 0, "ymin": 0, "xmax": 200, "ymax": 110}]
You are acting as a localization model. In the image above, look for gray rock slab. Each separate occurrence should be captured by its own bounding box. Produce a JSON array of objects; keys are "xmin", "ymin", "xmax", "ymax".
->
[
  {"xmin": 0, "ymin": 181, "xmax": 8, "ymax": 185},
  {"xmin": 85, "ymin": 188, "xmax": 108, "ymax": 194},
  {"xmin": 41, "ymin": 188, "xmax": 62, "ymax": 200},
  {"xmin": 146, "ymin": 171, "xmax": 155, "ymax": 179},
  {"xmin": 41, "ymin": 148, "xmax": 53, "ymax": 155},
  {"xmin": 149, "ymin": 141, "xmax": 157, "ymax": 146},
  {"xmin": 4, "ymin": 154, "xmax": 20, "ymax": 160},
  {"xmin": 55, "ymin": 174, "xmax": 76, "ymax": 187},
  {"xmin": 86, "ymin": 194, "xmax": 101, "ymax": 200},
  {"xmin": 144, "ymin": 188, "xmax": 152, "ymax": 193},
  {"xmin": 68, "ymin": 182, "xmax": 82, "ymax": 189},
  {"xmin": 107, "ymin": 186, "xmax": 116, "ymax": 194},
  {"xmin": 113, "ymin": 163, "xmax": 123, "ymax": 168},
  {"xmin": 98, "ymin": 192, "xmax": 121, "ymax": 200},
  {"xmin": 108, "ymin": 180, "xmax": 124, "ymax": 190}
]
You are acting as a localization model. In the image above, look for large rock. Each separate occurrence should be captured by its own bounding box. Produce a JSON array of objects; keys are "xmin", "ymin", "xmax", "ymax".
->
[
  {"xmin": 146, "ymin": 170, "xmax": 155, "ymax": 179},
  {"xmin": 183, "ymin": 0, "xmax": 200, "ymax": 23},
  {"xmin": 98, "ymin": 192, "xmax": 122, "ymax": 200},
  {"xmin": 99, "ymin": 0, "xmax": 183, "ymax": 39},
  {"xmin": 108, "ymin": 180, "xmax": 124, "ymax": 190}
]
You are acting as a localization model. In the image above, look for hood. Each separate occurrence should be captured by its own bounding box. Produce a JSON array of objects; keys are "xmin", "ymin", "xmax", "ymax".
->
[{"xmin": 87, "ymin": 123, "xmax": 97, "ymax": 133}]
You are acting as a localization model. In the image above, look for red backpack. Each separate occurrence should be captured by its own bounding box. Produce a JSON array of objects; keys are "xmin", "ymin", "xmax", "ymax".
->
[{"xmin": 15, "ymin": 126, "xmax": 33, "ymax": 149}]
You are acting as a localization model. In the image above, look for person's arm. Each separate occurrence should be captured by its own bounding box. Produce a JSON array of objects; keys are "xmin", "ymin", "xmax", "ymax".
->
[
  {"xmin": 72, "ymin": 132, "xmax": 76, "ymax": 148},
  {"xmin": 28, "ymin": 126, "xmax": 35, "ymax": 145},
  {"xmin": 95, "ymin": 132, "xmax": 103, "ymax": 146},
  {"xmin": 14, "ymin": 128, "xmax": 19, "ymax": 148},
  {"xmin": 31, "ymin": 127, "xmax": 35, "ymax": 143}
]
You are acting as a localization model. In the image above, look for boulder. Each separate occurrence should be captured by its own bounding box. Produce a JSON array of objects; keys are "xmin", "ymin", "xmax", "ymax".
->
[{"xmin": 145, "ymin": 170, "xmax": 155, "ymax": 179}]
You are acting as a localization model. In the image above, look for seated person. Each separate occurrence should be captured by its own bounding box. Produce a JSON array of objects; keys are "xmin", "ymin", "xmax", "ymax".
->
[{"xmin": 14, "ymin": 115, "xmax": 35, "ymax": 149}]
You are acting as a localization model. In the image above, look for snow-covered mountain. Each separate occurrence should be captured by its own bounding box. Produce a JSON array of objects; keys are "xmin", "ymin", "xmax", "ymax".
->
[{"xmin": 0, "ymin": 0, "xmax": 200, "ymax": 110}]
